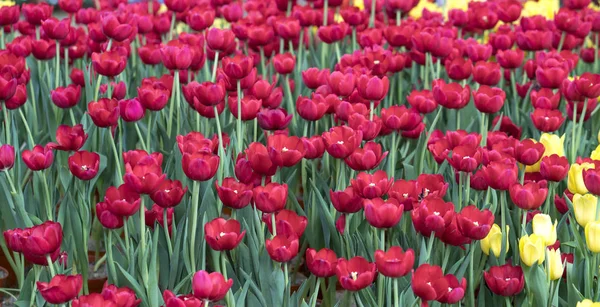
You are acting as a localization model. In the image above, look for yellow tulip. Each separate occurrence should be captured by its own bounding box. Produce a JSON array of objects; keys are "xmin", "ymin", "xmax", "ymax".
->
[
  {"xmin": 546, "ymin": 248, "xmax": 564, "ymax": 281},
  {"xmin": 591, "ymin": 144, "xmax": 600, "ymax": 161},
  {"xmin": 519, "ymin": 234, "xmax": 545, "ymax": 266},
  {"xmin": 0, "ymin": 1, "xmax": 15, "ymax": 7},
  {"xmin": 522, "ymin": 0, "xmax": 558, "ymax": 19},
  {"xmin": 408, "ymin": 1, "xmax": 442, "ymax": 19},
  {"xmin": 578, "ymin": 299, "xmax": 600, "ymax": 307},
  {"xmin": 568, "ymin": 163, "xmax": 596, "ymax": 194},
  {"xmin": 586, "ymin": 221, "xmax": 600, "ymax": 253},
  {"xmin": 532, "ymin": 214, "xmax": 557, "ymax": 246},
  {"xmin": 574, "ymin": 194, "xmax": 599, "ymax": 227},
  {"xmin": 598, "ymin": 130, "xmax": 600, "ymax": 144},
  {"xmin": 481, "ymin": 224, "xmax": 509, "ymax": 257},
  {"xmin": 525, "ymin": 134, "xmax": 565, "ymax": 173}
]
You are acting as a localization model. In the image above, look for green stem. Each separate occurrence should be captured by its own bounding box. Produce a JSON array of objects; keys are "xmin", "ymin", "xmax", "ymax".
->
[
  {"xmin": 211, "ymin": 51, "xmax": 220, "ymax": 82},
  {"xmin": 369, "ymin": 100, "xmax": 374, "ymax": 121},
  {"xmin": 2, "ymin": 104, "xmax": 10, "ymax": 143},
  {"xmin": 139, "ymin": 198, "xmax": 148, "ymax": 284},
  {"xmin": 214, "ymin": 105, "xmax": 225, "ymax": 184},
  {"xmin": 123, "ymin": 217, "xmax": 131, "ymax": 262},
  {"xmin": 146, "ymin": 112, "xmax": 153, "ymax": 151},
  {"xmin": 310, "ymin": 278, "xmax": 321, "ymax": 307},
  {"xmin": 55, "ymin": 42, "xmax": 60, "ymax": 88},
  {"xmin": 134, "ymin": 122, "xmax": 148, "ymax": 151},
  {"xmin": 557, "ymin": 32, "xmax": 566, "ymax": 52},
  {"xmin": 64, "ymin": 47, "xmax": 69, "ymax": 90},
  {"xmin": 368, "ymin": 0, "xmax": 375, "ymax": 27},
  {"xmin": 284, "ymin": 75, "xmax": 296, "ymax": 131},
  {"xmin": 500, "ymin": 192, "xmax": 507, "ymax": 264},
  {"xmin": 108, "ymin": 127, "xmax": 123, "ymax": 180},
  {"xmin": 468, "ymin": 244, "xmax": 475, "ymax": 307},
  {"xmin": 168, "ymin": 12, "xmax": 176, "ymax": 41},
  {"xmin": 377, "ymin": 230, "xmax": 385, "ymax": 307},
  {"xmin": 189, "ymin": 181, "xmax": 200, "ymax": 272},
  {"xmin": 237, "ymin": 80, "xmax": 243, "ymax": 153},
  {"xmin": 40, "ymin": 171, "xmax": 53, "ymax": 221},
  {"xmin": 393, "ymin": 278, "xmax": 399, "ymax": 307},
  {"xmin": 163, "ymin": 209, "xmax": 173, "ymax": 257}
]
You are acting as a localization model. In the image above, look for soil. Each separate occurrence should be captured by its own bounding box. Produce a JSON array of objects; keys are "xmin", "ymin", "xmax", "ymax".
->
[{"xmin": 88, "ymin": 262, "xmax": 107, "ymax": 280}]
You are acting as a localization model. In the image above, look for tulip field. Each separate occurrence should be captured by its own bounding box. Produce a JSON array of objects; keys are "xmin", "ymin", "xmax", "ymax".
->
[{"xmin": 4, "ymin": 0, "xmax": 600, "ymax": 306}]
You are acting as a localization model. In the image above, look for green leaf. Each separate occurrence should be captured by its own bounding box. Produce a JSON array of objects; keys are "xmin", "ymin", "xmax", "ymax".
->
[{"xmin": 115, "ymin": 262, "xmax": 150, "ymax": 306}]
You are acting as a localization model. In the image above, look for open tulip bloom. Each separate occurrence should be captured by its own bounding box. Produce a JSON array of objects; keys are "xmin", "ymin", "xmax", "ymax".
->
[{"xmin": 3, "ymin": 0, "xmax": 600, "ymax": 306}]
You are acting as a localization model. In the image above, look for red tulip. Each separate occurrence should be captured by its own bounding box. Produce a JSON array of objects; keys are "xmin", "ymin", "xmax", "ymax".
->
[
  {"xmin": 123, "ymin": 153, "xmax": 164, "ymax": 192},
  {"xmin": 51, "ymin": 84, "xmax": 81, "ymax": 109},
  {"xmin": 206, "ymin": 28, "xmax": 236, "ymax": 52},
  {"xmin": 150, "ymin": 179, "xmax": 187, "ymax": 208},
  {"xmin": 484, "ymin": 264, "xmax": 525, "ymax": 296},
  {"xmin": 253, "ymin": 183, "xmax": 288, "ymax": 213},
  {"xmin": 37, "ymin": 274, "xmax": 82, "ymax": 304},
  {"xmin": 163, "ymin": 290, "xmax": 201, "ymax": 307},
  {"xmin": 483, "ymin": 159, "xmax": 518, "ymax": 190},
  {"xmin": 42, "ymin": 17, "xmax": 71, "ymax": 40},
  {"xmin": 301, "ymin": 136, "xmax": 325, "ymax": 160},
  {"xmin": 335, "ymin": 256, "xmax": 376, "ymax": 291},
  {"xmin": 91, "ymin": 51, "xmax": 127, "ymax": 77},
  {"xmin": 448, "ymin": 145, "xmax": 482, "ymax": 173},
  {"xmin": 100, "ymin": 13, "xmax": 137, "ymax": 42},
  {"xmin": 456, "ymin": 205, "xmax": 494, "ymax": 240},
  {"xmin": 584, "ymin": 168, "xmax": 600, "ymax": 196},
  {"xmin": 181, "ymin": 152, "xmax": 219, "ymax": 181},
  {"xmin": 22, "ymin": 145, "xmax": 54, "ymax": 171},
  {"xmin": 380, "ymin": 105, "xmax": 422, "ymax": 131},
  {"xmin": 138, "ymin": 81, "xmax": 171, "ymax": 111},
  {"xmin": 515, "ymin": 139, "xmax": 545, "ymax": 166},
  {"xmin": 328, "ymin": 71, "xmax": 355, "ymax": 97},
  {"xmin": 144, "ymin": 204, "xmax": 174, "ymax": 229},
  {"xmin": 222, "ymin": 55, "xmax": 254, "ymax": 80},
  {"xmin": 9, "ymin": 221, "xmax": 62, "ymax": 265},
  {"xmin": 58, "ymin": 0, "xmax": 82, "ymax": 13},
  {"xmin": 72, "ymin": 294, "xmax": 117, "ymax": 307},
  {"xmin": 267, "ymin": 134, "xmax": 306, "ymax": 167},
  {"xmin": 531, "ymin": 109, "xmax": 565, "ymax": 132},
  {"xmin": 22, "ymin": 3, "xmax": 53, "ymax": 25},
  {"xmin": 264, "ymin": 209, "xmax": 308, "ymax": 237},
  {"xmin": 257, "ymin": 108, "xmax": 293, "ymax": 131},
  {"xmin": 123, "ymin": 149, "xmax": 163, "ymax": 166},
  {"xmin": 0, "ymin": 5, "xmax": 19, "ymax": 26},
  {"xmin": 363, "ymin": 198, "xmax": 404, "ymax": 228},
  {"xmin": 302, "ymin": 68, "xmax": 330, "ymax": 89},
  {"xmin": 411, "ymin": 197, "xmax": 455, "ymax": 237},
  {"xmin": 433, "ymin": 273, "xmax": 467, "ymax": 304},
  {"xmin": 473, "ymin": 85, "xmax": 505, "ymax": 114},
  {"xmin": 411, "ymin": 264, "xmax": 444, "ymax": 302},
  {"xmin": 96, "ymin": 201, "xmax": 124, "ymax": 229},
  {"xmin": 345, "ymin": 141, "xmax": 388, "ymax": 171},
  {"xmin": 445, "ymin": 57, "xmax": 473, "ymax": 81},
  {"xmin": 186, "ymin": 7, "xmax": 215, "ymax": 32},
  {"xmin": 215, "ymin": 177, "xmax": 253, "ymax": 209},
  {"xmin": 322, "ymin": 126, "xmax": 363, "ymax": 159},
  {"xmin": 266, "ymin": 234, "xmax": 300, "ymax": 262},
  {"xmin": 536, "ymin": 55, "xmax": 570, "ymax": 89},
  {"xmin": 374, "ymin": 246, "xmax": 414, "ymax": 278},
  {"xmin": 317, "ymin": 22, "xmax": 350, "ymax": 44},
  {"xmin": 138, "ymin": 44, "xmax": 162, "ymax": 66},
  {"xmin": 432, "ymin": 79, "xmax": 471, "ymax": 109},
  {"xmin": 539, "ymin": 155, "xmax": 569, "ymax": 182},
  {"xmin": 306, "ymin": 248, "xmax": 338, "ymax": 277},
  {"xmin": 530, "ymin": 88, "xmax": 561, "ymax": 109},
  {"xmin": 473, "ymin": 61, "xmax": 501, "ymax": 86},
  {"xmin": 68, "ymin": 151, "xmax": 100, "ymax": 181},
  {"xmin": 296, "ymin": 96, "xmax": 329, "ymax": 121},
  {"xmin": 204, "ymin": 218, "xmax": 246, "ymax": 251},
  {"xmin": 356, "ymin": 74, "xmax": 389, "ymax": 101},
  {"xmin": 101, "ymin": 284, "xmax": 141, "ymax": 307},
  {"xmin": 119, "ymin": 98, "xmax": 145, "ymax": 122},
  {"xmin": 350, "ymin": 170, "xmax": 392, "ymax": 199},
  {"xmin": 104, "ymin": 184, "xmax": 141, "ymax": 217},
  {"xmin": 330, "ymin": 186, "xmax": 363, "ymax": 214},
  {"xmin": 509, "ymin": 180, "xmax": 548, "ymax": 210},
  {"xmin": 160, "ymin": 42, "xmax": 192, "ymax": 71},
  {"xmin": 88, "ymin": 98, "xmax": 119, "ymax": 128},
  {"xmin": 497, "ymin": 49, "xmax": 524, "ymax": 69},
  {"xmin": 407, "ymin": 89, "xmax": 438, "ymax": 114},
  {"xmin": 0, "ymin": 144, "xmax": 15, "ymax": 171},
  {"xmin": 245, "ymin": 142, "xmax": 278, "ymax": 176},
  {"xmin": 273, "ymin": 53, "xmax": 295, "ymax": 75}
]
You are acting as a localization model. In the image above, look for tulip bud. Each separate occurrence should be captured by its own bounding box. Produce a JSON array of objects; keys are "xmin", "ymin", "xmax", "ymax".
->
[
  {"xmin": 574, "ymin": 194, "xmax": 599, "ymax": 227},
  {"xmin": 531, "ymin": 214, "xmax": 557, "ymax": 246},
  {"xmin": 119, "ymin": 98, "xmax": 145, "ymax": 122},
  {"xmin": 306, "ymin": 248, "xmax": 338, "ymax": 277},
  {"xmin": 192, "ymin": 270, "xmax": 233, "ymax": 302},
  {"xmin": 586, "ymin": 221, "xmax": 600, "ymax": 253},
  {"xmin": 0, "ymin": 144, "xmax": 15, "ymax": 171},
  {"xmin": 480, "ymin": 224, "xmax": 509, "ymax": 257},
  {"xmin": 546, "ymin": 248, "xmax": 564, "ymax": 281},
  {"xmin": 518, "ymin": 234, "xmax": 545, "ymax": 266}
]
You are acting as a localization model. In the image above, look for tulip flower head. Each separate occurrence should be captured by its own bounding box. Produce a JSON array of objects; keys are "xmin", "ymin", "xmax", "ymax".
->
[
  {"xmin": 519, "ymin": 233, "xmax": 545, "ymax": 266},
  {"xmin": 481, "ymin": 224, "xmax": 509, "ymax": 257}
]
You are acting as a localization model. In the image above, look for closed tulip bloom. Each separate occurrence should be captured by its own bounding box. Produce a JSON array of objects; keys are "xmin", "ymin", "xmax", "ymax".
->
[
  {"xmin": 150, "ymin": 180, "xmax": 187, "ymax": 208},
  {"xmin": 473, "ymin": 61, "xmax": 501, "ymax": 86},
  {"xmin": 456, "ymin": 205, "xmax": 494, "ymax": 240},
  {"xmin": 483, "ymin": 159, "xmax": 518, "ymax": 190},
  {"xmin": 204, "ymin": 218, "xmax": 245, "ymax": 251},
  {"xmin": 322, "ymin": 126, "xmax": 363, "ymax": 159},
  {"xmin": 266, "ymin": 234, "xmax": 299, "ymax": 262},
  {"xmin": 195, "ymin": 81, "xmax": 226, "ymax": 106},
  {"xmin": 206, "ymin": 28, "xmax": 235, "ymax": 52},
  {"xmin": 473, "ymin": 85, "xmax": 505, "ymax": 114},
  {"xmin": 51, "ymin": 84, "xmax": 81, "ymax": 109},
  {"xmin": 330, "ymin": 186, "xmax": 363, "ymax": 214},
  {"xmin": 546, "ymin": 248, "xmax": 564, "ymax": 280},
  {"xmin": 408, "ymin": 89, "xmax": 438, "ymax": 114},
  {"xmin": 222, "ymin": 55, "xmax": 254, "ymax": 80},
  {"xmin": 68, "ymin": 151, "xmax": 100, "ymax": 181},
  {"xmin": 411, "ymin": 264, "xmax": 444, "ymax": 302},
  {"xmin": 267, "ymin": 134, "xmax": 306, "ymax": 167},
  {"xmin": 186, "ymin": 7, "xmax": 215, "ymax": 32},
  {"xmin": 363, "ymin": 198, "xmax": 403, "ymax": 228},
  {"xmin": 380, "ymin": 105, "xmax": 422, "ymax": 131},
  {"xmin": 448, "ymin": 145, "xmax": 482, "ymax": 173},
  {"xmin": 51, "ymin": 124, "xmax": 87, "ymax": 152},
  {"xmin": 519, "ymin": 234, "xmax": 545, "ymax": 266},
  {"xmin": 22, "ymin": 3, "xmax": 53, "ymax": 25},
  {"xmin": 480, "ymin": 224, "xmax": 509, "ymax": 257},
  {"xmin": 91, "ymin": 51, "xmax": 127, "ymax": 77},
  {"xmin": 100, "ymin": 13, "xmax": 136, "ymax": 42},
  {"xmin": 296, "ymin": 96, "xmax": 329, "ymax": 121},
  {"xmin": 356, "ymin": 74, "xmax": 389, "ymax": 101},
  {"xmin": 497, "ymin": 49, "xmax": 524, "ymax": 69},
  {"xmin": 0, "ymin": 5, "xmax": 20, "ymax": 26},
  {"xmin": 573, "ymin": 194, "xmax": 598, "ymax": 227},
  {"xmin": 530, "ymin": 88, "xmax": 561, "ymax": 109},
  {"xmin": 483, "ymin": 264, "xmax": 524, "ymax": 296},
  {"xmin": 160, "ymin": 43, "xmax": 192, "ymax": 71},
  {"xmin": 254, "ymin": 183, "xmax": 288, "ymax": 213},
  {"xmin": 348, "ymin": 113, "xmax": 383, "ymax": 141},
  {"xmin": 432, "ymin": 79, "xmax": 471, "ymax": 109},
  {"xmin": 302, "ymin": 68, "xmax": 330, "ymax": 90},
  {"xmin": 264, "ymin": 209, "xmax": 308, "ymax": 237},
  {"xmin": 119, "ymin": 98, "xmax": 145, "ymax": 122},
  {"xmin": 568, "ymin": 162, "xmax": 596, "ymax": 194},
  {"xmin": 138, "ymin": 81, "xmax": 171, "ymax": 111},
  {"xmin": 273, "ymin": 53, "xmax": 295, "ymax": 75},
  {"xmin": 532, "ymin": 214, "xmax": 557, "ymax": 246},
  {"xmin": 536, "ymin": 59, "xmax": 570, "ymax": 89},
  {"xmin": 215, "ymin": 178, "xmax": 253, "ymax": 209},
  {"xmin": 586, "ymin": 221, "xmax": 600, "ymax": 253},
  {"xmin": 530, "ymin": 109, "xmax": 565, "ymax": 133},
  {"xmin": 96, "ymin": 201, "xmax": 124, "ymax": 229},
  {"xmin": 0, "ymin": 145, "xmax": 15, "ymax": 171},
  {"xmin": 328, "ymin": 71, "xmax": 355, "ymax": 97},
  {"xmin": 245, "ymin": 142, "xmax": 278, "ymax": 176},
  {"xmin": 104, "ymin": 184, "xmax": 141, "ymax": 217},
  {"xmin": 306, "ymin": 248, "xmax": 338, "ymax": 277},
  {"xmin": 302, "ymin": 136, "xmax": 325, "ymax": 160},
  {"xmin": 374, "ymin": 246, "xmax": 415, "ymax": 278},
  {"xmin": 192, "ymin": 270, "xmax": 232, "ymax": 302},
  {"xmin": 42, "ymin": 17, "xmax": 71, "ymax": 40},
  {"xmin": 345, "ymin": 141, "xmax": 388, "ymax": 171},
  {"xmin": 411, "ymin": 197, "xmax": 455, "ymax": 237},
  {"xmin": 22, "ymin": 145, "xmax": 54, "ymax": 171},
  {"xmin": 181, "ymin": 152, "xmax": 219, "ymax": 181},
  {"xmin": 509, "ymin": 181, "xmax": 548, "ymax": 210},
  {"xmin": 584, "ymin": 168, "xmax": 600, "ymax": 196},
  {"xmin": 16, "ymin": 221, "xmax": 63, "ymax": 265},
  {"xmin": 515, "ymin": 139, "xmax": 545, "ymax": 166},
  {"xmin": 445, "ymin": 57, "xmax": 473, "ymax": 81},
  {"xmin": 335, "ymin": 256, "xmax": 376, "ymax": 291},
  {"xmin": 257, "ymin": 108, "xmax": 293, "ymax": 131},
  {"xmin": 37, "ymin": 274, "xmax": 83, "ymax": 304}
]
